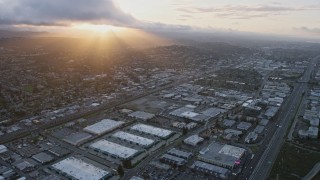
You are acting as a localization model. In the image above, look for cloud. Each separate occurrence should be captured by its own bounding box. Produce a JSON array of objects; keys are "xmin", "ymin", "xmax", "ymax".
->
[
  {"xmin": 177, "ymin": 4, "xmax": 320, "ymax": 19},
  {"xmin": 0, "ymin": 0, "xmax": 139, "ymax": 26},
  {"xmin": 294, "ymin": 27, "xmax": 320, "ymax": 35},
  {"xmin": 141, "ymin": 22, "xmax": 193, "ymax": 32},
  {"xmin": 0, "ymin": 0, "xmax": 197, "ymax": 33}
]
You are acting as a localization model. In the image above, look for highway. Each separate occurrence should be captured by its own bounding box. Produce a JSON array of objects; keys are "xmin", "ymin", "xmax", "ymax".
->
[{"xmin": 243, "ymin": 56, "xmax": 319, "ymax": 180}]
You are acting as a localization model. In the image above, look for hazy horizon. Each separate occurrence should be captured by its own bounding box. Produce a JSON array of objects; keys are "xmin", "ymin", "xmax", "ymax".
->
[{"xmin": 0, "ymin": 0, "xmax": 319, "ymax": 42}]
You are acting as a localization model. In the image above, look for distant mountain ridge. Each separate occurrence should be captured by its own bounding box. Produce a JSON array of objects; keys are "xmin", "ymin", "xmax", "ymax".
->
[{"xmin": 0, "ymin": 30, "xmax": 49, "ymax": 38}]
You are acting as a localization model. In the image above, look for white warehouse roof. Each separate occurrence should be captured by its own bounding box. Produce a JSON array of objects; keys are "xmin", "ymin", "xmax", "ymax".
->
[
  {"xmin": 128, "ymin": 111, "xmax": 155, "ymax": 121},
  {"xmin": 184, "ymin": 135, "xmax": 204, "ymax": 146},
  {"xmin": 84, "ymin": 119, "xmax": 124, "ymax": 135},
  {"xmin": 218, "ymin": 144, "xmax": 246, "ymax": 159},
  {"xmin": 51, "ymin": 157, "xmax": 109, "ymax": 180},
  {"xmin": 130, "ymin": 124, "xmax": 173, "ymax": 138},
  {"xmin": 112, "ymin": 131, "xmax": 154, "ymax": 147},
  {"xmin": 90, "ymin": 140, "xmax": 138, "ymax": 159}
]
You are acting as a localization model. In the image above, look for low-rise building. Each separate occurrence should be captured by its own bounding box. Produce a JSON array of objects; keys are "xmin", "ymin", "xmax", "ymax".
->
[
  {"xmin": 89, "ymin": 140, "xmax": 139, "ymax": 160},
  {"xmin": 63, "ymin": 132, "xmax": 92, "ymax": 146},
  {"xmin": 128, "ymin": 111, "xmax": 155, "ymax": 121},
  {"xmin": 0, "ymin": 145, "xmax": 7, "ymax": 154},
  {"xmin": 245, "ymin": 132, "xmax": 258, "ymax": 143},
  {"xmin": 84, "ymin": 119, "xmax": 124, "ymax": 135},
  {"xmin": 130, "ymin": 124, "xmax": 173, "ymax": 139},
  {"xmin": 223, "ymin": 119, "xmax": 236, "ymax": 127},
  {"xmin": 160, "ymin": 154, "xmax": 187, "ymax": 166},
  {"xmin": 167, "ymin": 148, "xmax": 192, "ymax": 160},
  {"xmin": 237, "ymin": 122, "xmax": 252, "ymax": 131},
  {"xmin": 253, "ymin": 125, "xmax": 265, "ymax": 134},
  {"xmin": 191, "ymin": 161, "xmax": 231, "ymax": 179},
  {"xmin": 112, "ymin": 131, "xmax": 155, "ymax": 148},
  {"xmin": 51, "ymin": 157, "xmax": 110, "ymax": 180},
  {"xmin": 198, "ymin": 142, "xmax": 246, "ymax": 169},
  {"xmin": 298, "ymin": 127, "xmax": 319, "ymax": 139},
  {"xmin": 32, "ymin": 152, "xmax": 54, "ymax": 164},
  {"xmin": 184, "ymin": 135, "xmax": 204, "ymax": 146}
]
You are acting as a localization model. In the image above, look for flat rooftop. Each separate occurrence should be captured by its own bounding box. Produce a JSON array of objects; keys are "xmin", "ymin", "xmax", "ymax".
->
[
  {"xmin": 90, "ymin": 140, "xmax": 138, "ymax": 159},
  {"xmin": 84, "ymin": 119, "xmax": 124, "ymax": 135},
  {"xmin": 112, "ymin": 131, "xmax": 154, "ymax": 147},
  {"xmin": 167, "ymin": 148, "xmax": 192, "ymax": 159},
  {"xmin": 201, "ymin": 108, "xmax": 226, "ymax": 118},
  {"xmin": 161, "ymin": 154, "xmax": 186, "ymax": 165},
  {"xmin": 32, "ymin": 152, "xmax": 54, "ymax": 163},
  {"xmin": 169, "ymin": 107, "xmax": 194, "ymax": 117},
  {"xmin": 63, "ymin": 132, "xmax": 92, "ymax": 145},
  {"xmin": 51, "ymin": 157, "xmax": 109, "ymax": 180},
  {"xmin": 237, "ymin": 122, "xmax": 252, "ymax": 130},
  {"xmin": 129, "ymin": 111, "xmax": 155, "ymax": 120},
  {"xmin": 192, "ymin": 160, "xmax": 230, "ymax": 175},
  {"xmin": 130, "ymin": 124, "xmax": 173, "ymax": 138},
  {"xmin": 184, "ymin": 135, "xmax": 204, "ymax": 146},
  {"xmin": 199, "ymin": 142, "xmax": 246, "ymax": 168}
]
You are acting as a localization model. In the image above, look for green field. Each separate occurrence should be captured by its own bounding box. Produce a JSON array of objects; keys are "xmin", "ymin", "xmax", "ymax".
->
[{"xmin": 269, "ymin": 142, "xmax": 320, "ymax": 180}]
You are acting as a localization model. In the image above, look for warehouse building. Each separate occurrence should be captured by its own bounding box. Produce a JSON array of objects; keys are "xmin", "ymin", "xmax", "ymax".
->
[
  {"xmin": 32, "ymin": 152, "xmax": 54, "ymax": 164},
  {"xmin": 253, "ymin": 125, "xmax": 265, "ymax": 134},
  {"xmin": 167, "ymin": 148, "xmax": 192, "ymax": 160},
  {"xmin": 236, "ymin": 122, "xmax": 252, "ymax": 131},
  {"xmin": 48, "ymin": 146, "xmax": 70, "ymax": 157},
  {"xmin": 259, "ymin": 119, "xmax": 269, "ymax": 126},
  {"xmin": 130, "ymin": 124, "xmax": 173, "ymax": 139},
  {"xmin": 51, "ymin": 157, "xmax": 110, "ymax": 180},
  {"xmin": 169, "ymin": 107, "xmax": 194, "ymax": 117},
  {"xmin": 89, "ymin": 140, "xmax": 139, "ymax": 160},
  {"xmin": 128, "ymin": 111, "xmax": 155, "ymax": 121},
  {"xmin": 198, "ymin": 142, "xmax": 246, "ymax": 169},
  {"xmin": 224, "ymin": 129, "xmax": 243, "ymax": 137},
  {"xmin": 184, "ymin": 135, "xmax": 204, "ymax": 146},
  {"xmin": 84, "ymin": 119, "xmax": 124, "ymax": 135},
  {"xmin": 0, "ymin": 145, "xmax": 7, "ymax": 153},
  {"xmin": 169, "ymin": 106, "xmax": 223, "ymax": 122},
  {"xmin": 160, "ymin": 154, "xmax": 187, "ymax": 166},
  {"xmin": 223, "ymin": 119, "xmax": 236, "ymax": 127},
  {"xmin": 245, "ymin": 132, "xmax": 258, "ymax": 143},
  {"xmin": 201, "ymin": 108, "xmax": 226, "ymax": 118},
  {"xmin": 112, "ymin": 131, "xmax": 155, "ymax": 148},
  {"xmin": 191, "ymin": 161, "xmax": 231, "ymax": 179},
  {"xmin": 63, "ymin": 132, "xmax": 92, "ymax": 146}
]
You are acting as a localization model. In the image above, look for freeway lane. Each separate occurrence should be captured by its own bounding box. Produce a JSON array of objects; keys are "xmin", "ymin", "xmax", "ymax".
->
[{"xmin": 246, "ymin": 56, "xmax": 319, "ymax": 180}]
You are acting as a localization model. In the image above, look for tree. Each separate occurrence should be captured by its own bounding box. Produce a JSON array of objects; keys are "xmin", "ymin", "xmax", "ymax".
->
[
  {"xmin": 117, "ymin": 165, "xmax": 124, "ymax": 176},
  {"xmin": 182, "ymin": 127, "xmax": 188, "ymax": 135}
]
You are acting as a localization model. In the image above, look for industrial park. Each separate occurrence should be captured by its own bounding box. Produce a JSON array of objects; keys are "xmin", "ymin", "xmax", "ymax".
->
[
  {"xmin": 0, "ymin": 36, "xmax": 319, "ymax": 180},
  {"xmin": 0, "ymin": 0, "xmax": 320, "ymax": 179}
]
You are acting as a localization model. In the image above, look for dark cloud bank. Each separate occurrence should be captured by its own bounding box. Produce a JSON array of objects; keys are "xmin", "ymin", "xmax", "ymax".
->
[
  {"xmin": 0, "ymin": 0, "xmax": 193, "ymax": 32},
  {"xmin": 0, "ymin": 0, "xmax": 138, "ymax": 26}
]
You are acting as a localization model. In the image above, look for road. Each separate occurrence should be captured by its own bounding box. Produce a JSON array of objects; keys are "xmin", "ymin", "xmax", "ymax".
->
[
  {"xmin": 0, "ymin": 67, "xmax": 221, "ymax": 145},
  {"xmin": 122, "ymin": 111, "xmax": 228, "ymax": 179},
  {"xmin": 287, "ymin": 88, "xmax": 307, "ymax": 141},
  {"xmin": 244, "ymin": 56, "xmax": 319, "ymax": 180},
  {"xmin": 302, "ymin": 162, "xmax": 320, "ymax": 180},
  {"xmin": 0, "ymin": 75, "xmax": 192, "ymax": 145},
  {"xmin": 254, "ymin": 71, "xmax": 272, "ymax": 99}
]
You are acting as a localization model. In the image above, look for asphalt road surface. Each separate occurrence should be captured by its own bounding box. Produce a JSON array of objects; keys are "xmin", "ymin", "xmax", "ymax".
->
[{"xmin": 242, "ymin": 56, "xmax": 319, "ymax": 180}]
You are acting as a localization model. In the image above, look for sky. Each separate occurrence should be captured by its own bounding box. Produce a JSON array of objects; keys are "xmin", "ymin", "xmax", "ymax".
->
[{"xmin": 0, "ymin": 0, "xmax": 319, "ymax": 40}]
